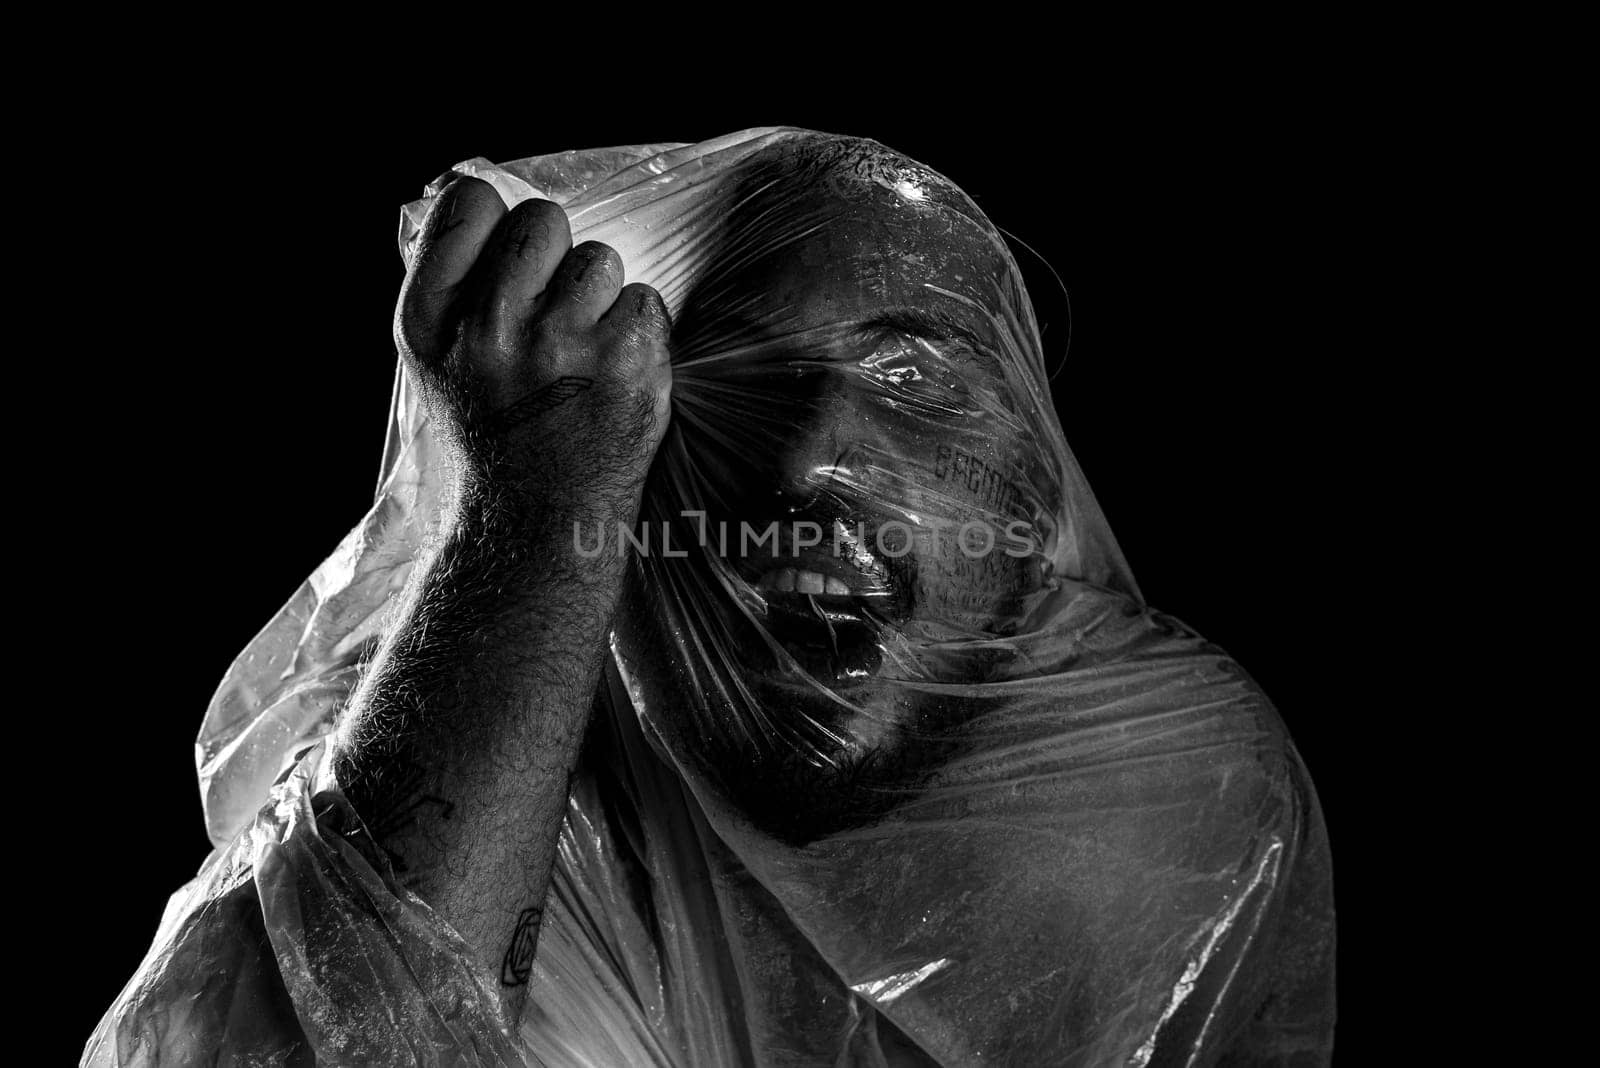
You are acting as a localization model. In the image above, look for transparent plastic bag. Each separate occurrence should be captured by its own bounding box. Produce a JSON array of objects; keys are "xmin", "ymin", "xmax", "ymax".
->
[{"xmin": 86, "ymin": 128, "xmax": 1334, "ymax": 1067}]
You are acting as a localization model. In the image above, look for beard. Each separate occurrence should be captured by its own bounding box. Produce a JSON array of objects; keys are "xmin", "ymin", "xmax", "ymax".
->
[{"xmin": 611, "ymin": 514, "xmax": 994, "ymax": 844}]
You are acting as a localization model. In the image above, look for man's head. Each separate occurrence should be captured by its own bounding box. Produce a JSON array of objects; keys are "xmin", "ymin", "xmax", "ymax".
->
[{"xmin": 616, "ymin": 135, "xmax": 1068, "ymax": 839}]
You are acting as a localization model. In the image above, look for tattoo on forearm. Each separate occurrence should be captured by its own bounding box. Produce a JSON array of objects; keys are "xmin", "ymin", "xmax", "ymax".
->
[
  {"xmin": 366, "ymin": 757, "xmax": 457, "ymax": 869},
  {"xmin": 349, "ymin": 755, "xmax": 455, "ymax": 875},
  {"xmin": 501, "ymin": 906, "xmax": 543, "ymax": 986},
  {"xmin": 487, "ymin": 376, "xmax": 594, "ymax": 436}
]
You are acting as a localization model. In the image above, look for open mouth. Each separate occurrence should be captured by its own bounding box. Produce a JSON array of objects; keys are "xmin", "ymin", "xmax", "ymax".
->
[{"xmin": 731, "ymin": 518, "xmax": 911, "ymax": 685}]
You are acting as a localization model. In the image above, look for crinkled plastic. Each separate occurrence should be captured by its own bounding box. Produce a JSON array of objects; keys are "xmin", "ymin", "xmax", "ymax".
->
[{"xmin": 86, "ymin": 128, "xmax": 1335, "ymax": 1066}]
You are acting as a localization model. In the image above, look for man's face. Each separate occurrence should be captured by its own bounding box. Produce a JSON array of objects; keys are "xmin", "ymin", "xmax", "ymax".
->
[{"xmin": 624, "ymin": 161, "xmax": 1058, "ymax": 836}]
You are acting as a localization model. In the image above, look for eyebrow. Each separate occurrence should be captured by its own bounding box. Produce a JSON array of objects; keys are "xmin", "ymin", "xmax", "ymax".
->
[{"xmin": 850, "ymin": 306, "xmax": 1002, "ymax": 368}]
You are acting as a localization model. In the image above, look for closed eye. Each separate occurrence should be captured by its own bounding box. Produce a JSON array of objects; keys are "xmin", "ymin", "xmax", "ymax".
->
[{"xmin": 849, "ymin": 306, "xmax": 1004, "ymax": 375}]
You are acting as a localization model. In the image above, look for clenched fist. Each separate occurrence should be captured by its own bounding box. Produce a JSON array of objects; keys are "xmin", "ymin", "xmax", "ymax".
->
[{"xmin": 396, "ymin": 175, "xmax": 672, "ymax": 528}]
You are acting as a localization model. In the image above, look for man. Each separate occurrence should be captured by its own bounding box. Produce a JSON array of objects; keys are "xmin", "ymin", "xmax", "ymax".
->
[{"xmin": 87, "ymin": 130, "xmax": 1334, "ymax": 1066}]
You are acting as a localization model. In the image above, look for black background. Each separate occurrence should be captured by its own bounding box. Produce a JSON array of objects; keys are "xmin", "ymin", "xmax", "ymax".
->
[{"xmin": 51, "ymin": 67, "xmax": 1423, "ymax": 1060}]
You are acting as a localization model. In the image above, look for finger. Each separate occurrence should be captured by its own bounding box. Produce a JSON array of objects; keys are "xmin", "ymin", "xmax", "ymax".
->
[
  {"xmin": 397, "ymin": 177, "xmax": 507, "ymax": 357},
  {"xmin": 600, "ymin": 283, "xmax": 674, "ymax": 424},
  {"xmin": 598, "ymin": 282, "xmax": 672, "ymax": 365},
  {"xmin": 471, "ymin": 198, "xmax": 573, "ymax": 349},
  {"xmin": 540, "ymin": 242, "xmax": 624, "ymax": 330}
]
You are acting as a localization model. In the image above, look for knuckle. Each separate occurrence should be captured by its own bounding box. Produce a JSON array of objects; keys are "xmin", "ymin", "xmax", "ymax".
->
[
  {"xmin": 572, "ymin": 240, "xmax": 622, "ymax": 278},
  {"xmin": 422, "ymin": 177, "xmax": 505, "ymax": 243},
  {"xmin": 620, "ymin": 283, "xmax": 670, "ymax": 333},
  {"xmin": 506, "ymin": 198, "xmax": 570, "ymax": 257},
  {"xmin": 551, "ymin": 244, "xmax": 621, "ymax": 306},
  {"xmin": 450, "ymin": 175, "xmax": 500, "ymax": 205},
  {"xmin": 599, "ymin": 286, "xmax": 671, "ymax": 355},
  {"xmin": 427, "ymin": 175, "xmax": 489, "ymax": 222},
  {"xmin": 524, "ymin": 197, "xmax": 570, "ymax": 234}
]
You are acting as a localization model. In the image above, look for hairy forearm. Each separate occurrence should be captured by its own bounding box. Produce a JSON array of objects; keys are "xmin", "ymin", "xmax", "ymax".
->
[
  {"xmin": 329, "ymin": 490, "xmax": 625, "ymax": 1019},
  {"xmin": 315, "ymin": 173, "xmax": 669, "ymax": 1030}
]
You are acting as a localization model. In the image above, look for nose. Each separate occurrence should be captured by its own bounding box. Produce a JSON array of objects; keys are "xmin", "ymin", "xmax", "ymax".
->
[{"xmin": 761, "ymin": 369, "xmax": 870, "ymax": 509}]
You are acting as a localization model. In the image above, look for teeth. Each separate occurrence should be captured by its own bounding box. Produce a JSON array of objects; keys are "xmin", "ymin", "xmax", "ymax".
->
[{"xmin": 758, "ymin": 568, "xmax": 852, "ymax": 596}]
